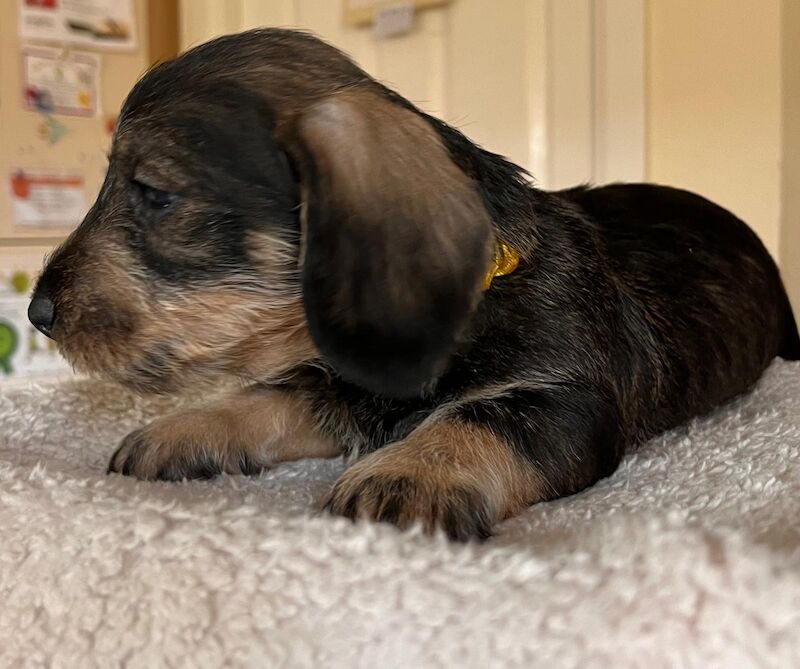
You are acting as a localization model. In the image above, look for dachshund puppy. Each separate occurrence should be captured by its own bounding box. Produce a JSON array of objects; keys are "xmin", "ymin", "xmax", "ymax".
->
[{"xmin": 29, "ymin": 29, "xmax": 800, "ymax": 540}]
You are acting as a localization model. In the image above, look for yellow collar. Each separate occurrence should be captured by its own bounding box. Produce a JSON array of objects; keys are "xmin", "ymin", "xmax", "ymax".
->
[{"xmin": 482, "ymin": 240, "xmax": 520, "ymax": 290}]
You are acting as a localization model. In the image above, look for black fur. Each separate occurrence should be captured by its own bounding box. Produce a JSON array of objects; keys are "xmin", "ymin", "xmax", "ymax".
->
[{"xmin": 291, "ymin": 177, "xmax": 799, "ymax": 501}]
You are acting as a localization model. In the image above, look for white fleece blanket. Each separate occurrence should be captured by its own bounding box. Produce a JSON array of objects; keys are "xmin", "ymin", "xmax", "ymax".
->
[{"xmin": 1, "ymin": 361, "xmax": 799, "ymax": 668}]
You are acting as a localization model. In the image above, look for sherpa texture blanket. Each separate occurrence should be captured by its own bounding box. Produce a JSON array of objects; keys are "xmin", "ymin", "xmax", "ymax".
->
[{"xmin": 1, "ymin": 361, "xmax": 799, "ymax": 668}]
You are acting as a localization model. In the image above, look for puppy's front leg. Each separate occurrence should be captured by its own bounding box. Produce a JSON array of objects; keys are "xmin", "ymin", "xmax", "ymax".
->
[
  {"xmin": 108, "ymin": 388, "xmax": 338, "ymax": 480},
  {"xmin": 324, "ymin": 388, "xmax": 621, "ymax": 541},
  {"xmin": 323, "ymin": 417, "xmax": 545, "ymax": 541}
]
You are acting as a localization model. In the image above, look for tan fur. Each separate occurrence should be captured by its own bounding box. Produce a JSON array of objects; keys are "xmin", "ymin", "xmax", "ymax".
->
[
  {"xmin": 54, "ymin": 237, "xmax": 149, "ymax": 378},
  {"xmin": 108, "ymin": 387, "xmax": 339, "ymax": 479},
  {"xmin": 325, "ymin": 418, "xmax": 545, "ymax": 533},
  {"xmin": 54, "ymin": 230, "xmax": 318, "ymax": 392},
  {"xmin": 226, "ymin": 303, "xmax": 318, "ymax": 382}
]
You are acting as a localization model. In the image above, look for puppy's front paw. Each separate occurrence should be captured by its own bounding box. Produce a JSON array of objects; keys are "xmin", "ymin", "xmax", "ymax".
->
[
  {"xmin": 108, "ymin": 412, "xmax": 267, "ymax": 481},
  {"xmin": 323, "ymin": 446, "xmax": 494, "ymax": 541}
]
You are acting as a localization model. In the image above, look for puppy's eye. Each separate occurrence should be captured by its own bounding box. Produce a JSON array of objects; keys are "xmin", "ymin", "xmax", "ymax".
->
[{"xmin": 132, "ymin": 179, "xmax": 175, "ymax": 210}]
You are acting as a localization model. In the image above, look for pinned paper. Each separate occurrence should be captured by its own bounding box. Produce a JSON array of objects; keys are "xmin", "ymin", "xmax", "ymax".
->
[
  {"xmin": 18, "ymin": 0, "xmax": 137, "ymax": 51},
  {"xmin": 373, "ymin": 2, "xmax": 414, "ymax": 39},
  {"xmin": 23, "ymin": 47, "xmax": 100, "ymax": 118},
  {"xmin": 10, "ymin": 170, "xmax": 86, "ymax": 230}
]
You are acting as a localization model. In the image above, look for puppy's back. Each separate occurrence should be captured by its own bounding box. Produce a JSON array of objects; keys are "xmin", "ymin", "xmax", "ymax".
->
[{"xmin": 559, "ymin": 182, "xmax": 797, "ymax": 433}]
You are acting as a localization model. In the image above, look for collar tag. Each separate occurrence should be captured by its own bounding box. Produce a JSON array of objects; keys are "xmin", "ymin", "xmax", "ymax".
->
[{"xmin": 482, "ymin": 241, "xmax": 520, "ymax": 290}]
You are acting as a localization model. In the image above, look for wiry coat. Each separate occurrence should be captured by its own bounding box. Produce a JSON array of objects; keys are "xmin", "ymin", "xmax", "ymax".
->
[{"xmin": 30, "ymin": 30, "xmax": 800, "ymax": 540}]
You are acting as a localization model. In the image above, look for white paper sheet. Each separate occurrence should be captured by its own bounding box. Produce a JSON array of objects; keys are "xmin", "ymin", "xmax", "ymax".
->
[
  {"xmin": 9, "ymin": 170, "xmax": 86, "ymax": 230},
  {"xmin": 23, "ymin": 46, "xmax": 100, "ymax": 118},
  {"xmin": 18, "ymin": 0, "xmax": 137, "ymax": 51}
]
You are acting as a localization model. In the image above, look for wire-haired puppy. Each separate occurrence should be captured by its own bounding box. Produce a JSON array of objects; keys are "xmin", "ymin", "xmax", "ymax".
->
[{"xmin": 29, "ymin": 29, "xmax": 800, "ymax": 540}]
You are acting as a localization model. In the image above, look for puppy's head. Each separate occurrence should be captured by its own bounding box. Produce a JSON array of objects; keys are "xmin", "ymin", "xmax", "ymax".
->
[{"xmin": 29, "ymin": 29, "xmax": 493, "ymax": 397}]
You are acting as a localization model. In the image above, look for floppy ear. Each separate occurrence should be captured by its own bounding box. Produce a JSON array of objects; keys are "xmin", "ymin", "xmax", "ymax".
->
[{"xmin": 291, "ymin": 87, "xmax": 492, "ymax": 397}]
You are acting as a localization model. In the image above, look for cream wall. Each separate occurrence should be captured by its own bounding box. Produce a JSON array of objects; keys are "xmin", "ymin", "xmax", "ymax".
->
[
  {"xmin": 781, "ymin": 0, "xmax": 800, "ymax": 314},
  {"xmin": 646, "ymin": 0, "xmax": 783, "ymax": 261}
]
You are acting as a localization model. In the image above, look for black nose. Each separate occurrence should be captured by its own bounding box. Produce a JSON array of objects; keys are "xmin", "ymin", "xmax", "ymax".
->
[{"xmin": 28, "ymin": 294, "xmax": 56, "ymax": 339}]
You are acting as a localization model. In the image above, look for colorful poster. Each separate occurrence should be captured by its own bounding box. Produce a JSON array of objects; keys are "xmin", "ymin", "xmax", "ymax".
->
[
  {"xmin": 9, "ymin": 170, "xmax": 86, "ymax": 230},
  {"xmin": 18, "ymin": 0, "xmax": 137, "ymax": 51},
  {"xmin": 23, "ymin": 47, "xmax": 100, "ymax": 118}
]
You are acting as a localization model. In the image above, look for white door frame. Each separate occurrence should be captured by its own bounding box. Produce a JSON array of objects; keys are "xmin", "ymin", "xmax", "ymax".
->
[
  {"xmin": 534, "ymin": 0, "xmax": 646, "ymax": 189},
  {"xmin": 592, "ymin": 0, "xmax": 646, "ymax": 185}
]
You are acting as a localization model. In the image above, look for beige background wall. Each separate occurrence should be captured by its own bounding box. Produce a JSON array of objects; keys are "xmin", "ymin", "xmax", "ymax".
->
[
  {"xmin": 646, "ymin": 0, "xmax": 783, "ymax": 261},
  {"xmin": 647, "ymin": 0, "xmax": 800, "ymax": 313}
]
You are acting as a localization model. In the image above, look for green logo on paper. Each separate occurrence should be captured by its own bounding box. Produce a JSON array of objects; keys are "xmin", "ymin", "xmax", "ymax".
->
[{"xmin": 0, "ymin": 321, "xmax": 19, "ymax": 375}]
